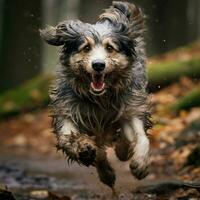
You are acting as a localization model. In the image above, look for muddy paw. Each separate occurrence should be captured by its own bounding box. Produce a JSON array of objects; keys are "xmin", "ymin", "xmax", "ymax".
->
[
  {"xmin": 129, "ymin": 161, "xmax": 149, "ymax": 180},
  {"xmin": 57, "ymin": 134, "xmax": 96, "ymax": 166},
  {"xmin": 56, "ymin": 135, "xmax": 79, "ymax": 162},
  {"xmin": 78, "ymin": 143, "xmax": 96, "ymax": 166}
]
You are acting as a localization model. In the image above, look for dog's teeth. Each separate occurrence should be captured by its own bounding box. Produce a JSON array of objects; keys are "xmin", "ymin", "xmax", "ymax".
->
[
  {"xmin": 91, "ymin": 82, "xmax": 105, "ymax": 92},
  {"xmin": 90, "ymin": 73, "xmax": 106, "ymax": 95}
]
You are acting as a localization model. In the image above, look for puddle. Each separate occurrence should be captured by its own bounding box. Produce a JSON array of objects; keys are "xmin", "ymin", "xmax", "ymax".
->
[{"xmin": 0, "ymin": 152, "xmax": 111, "ymax": 199}]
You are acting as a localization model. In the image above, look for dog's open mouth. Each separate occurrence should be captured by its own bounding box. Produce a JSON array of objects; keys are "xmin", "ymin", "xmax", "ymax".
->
[{"xmin": 90, "ymin": 74, "xmax": 105, "ymax": 95}]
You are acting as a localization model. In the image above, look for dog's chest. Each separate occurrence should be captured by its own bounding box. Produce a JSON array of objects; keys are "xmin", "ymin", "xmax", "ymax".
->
[{"xmin": 73, "ymin": 100, "xmax": 121, "ymax": 133}]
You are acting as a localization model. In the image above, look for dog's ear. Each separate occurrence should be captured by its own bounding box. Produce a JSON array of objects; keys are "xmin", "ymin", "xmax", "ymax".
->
[
  {"xmin": 40, "ymin": 24, "xmax": 65, "ymax": 46},
  {"xmin": 99, "ymin": 2, "xmax": 145, "ymax": 40},
  {"xmin": 40, "ymin": 20, "xmax": 84, "ymax": 46}
]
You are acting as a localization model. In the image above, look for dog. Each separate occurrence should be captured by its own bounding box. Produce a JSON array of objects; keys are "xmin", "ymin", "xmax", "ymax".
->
[{"xmin": 40, "ymin": 1, "xmax": 152, "ymax": 191}]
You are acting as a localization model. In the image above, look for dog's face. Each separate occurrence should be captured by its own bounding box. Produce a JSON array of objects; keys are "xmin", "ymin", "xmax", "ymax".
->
[
  {"xmin": 68, "ymin": 31, "xmax": 134, "ymax": 95},
  {"xmin": 40, "ymin": 21, "xmax": 135, "ymax": 96}
]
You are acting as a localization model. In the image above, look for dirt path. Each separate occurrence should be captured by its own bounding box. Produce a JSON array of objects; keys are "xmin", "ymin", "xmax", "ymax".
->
[{"xmin": 0, "ymin": 147, "xmax": 151, "ymax": 200}]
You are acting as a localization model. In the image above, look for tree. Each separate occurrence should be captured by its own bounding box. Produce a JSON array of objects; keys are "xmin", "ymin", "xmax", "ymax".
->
[{"xmin": 0, "ymin": 0, "xmax": 42, "ymax": 92}]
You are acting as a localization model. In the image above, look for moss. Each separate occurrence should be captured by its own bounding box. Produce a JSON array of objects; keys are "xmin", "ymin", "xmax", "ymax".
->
[
  {"xmin": 0, "ymin": 75, "xmax": 52, "ymax": 119},
  {"xmin": 148, "ymin": 58, "xmax": 200, "ymax": 91},
  {"xmin": 171, "ymin": 87, "xmax": 200, "ymax": 112}
]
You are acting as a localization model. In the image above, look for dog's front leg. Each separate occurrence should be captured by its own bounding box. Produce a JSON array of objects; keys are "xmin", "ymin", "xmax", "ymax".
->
[
  {"xmin": 121, "ymin": 117, "xmax": 150, "ymax": 179},
  {"xmin": 56, "ymin": 119, "xmax": 96, "ymax": 166}
]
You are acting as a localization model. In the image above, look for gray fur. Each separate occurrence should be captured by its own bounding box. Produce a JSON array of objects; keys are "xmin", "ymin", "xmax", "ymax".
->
[{"xmin": 41, "ymin": 1, "xmax": 152, "ymax": 189}]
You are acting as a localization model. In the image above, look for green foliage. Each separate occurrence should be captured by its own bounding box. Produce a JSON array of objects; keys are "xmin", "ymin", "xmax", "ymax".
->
[
  {"xmin": 0, "ymin": 75, "xmax": 52, "ymax": 119},
  {"xmin": 148, "ymin": 58, "xmax": 200, "ymax": 91},
  {"xmin": 171, "ymin": 87, "xmax": 200, "ymax": 112}
]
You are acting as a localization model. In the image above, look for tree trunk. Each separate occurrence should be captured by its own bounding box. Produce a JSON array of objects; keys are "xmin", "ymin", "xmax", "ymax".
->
[{"xmin": 0, "ymin": 0, "xmax": 42, "ymax": 92}]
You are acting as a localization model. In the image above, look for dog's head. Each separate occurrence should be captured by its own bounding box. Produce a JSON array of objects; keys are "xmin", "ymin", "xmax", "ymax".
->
[{"xmin": 40, "ymin": 2, "xmax": 145, "ymax": 96}]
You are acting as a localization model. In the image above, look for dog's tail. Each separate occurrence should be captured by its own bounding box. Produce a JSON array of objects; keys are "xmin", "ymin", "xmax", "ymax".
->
[{"xmin": 98, "ymin": 1, "xmax": 145, "ymax": 39}]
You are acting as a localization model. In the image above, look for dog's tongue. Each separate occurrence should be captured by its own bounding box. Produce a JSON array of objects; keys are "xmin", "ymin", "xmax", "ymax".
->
[{"xmin": 91, "ymin": 74, "xmax": 104, "ymax": 90}]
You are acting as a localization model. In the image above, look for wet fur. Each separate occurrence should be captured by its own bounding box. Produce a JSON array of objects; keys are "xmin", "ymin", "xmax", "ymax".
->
[{"xmin": 40, "ymin": 1, "xmax": 152, "ymax": 190}]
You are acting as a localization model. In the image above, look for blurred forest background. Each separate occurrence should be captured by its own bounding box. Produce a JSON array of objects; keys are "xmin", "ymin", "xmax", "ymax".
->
[
  {"xmin": 1, "ymin": 1, "xmax": 200, "ymax": 200},
  {"xmin": 0, "ymin": 0, "xmax": 200, "ymax": 91}
]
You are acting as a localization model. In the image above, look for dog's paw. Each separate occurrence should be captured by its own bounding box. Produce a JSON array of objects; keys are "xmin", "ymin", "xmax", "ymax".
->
[
  {"xmin": 57, "ymin": 134, "xmax": 97, "ymax": 166},
  {"xmin": 129, "ymin": 160, "xmax": 149, "ymax": 179},
  {"xmin": 129, "ymin": 153, "xmax": 150, "ymax": 179},
  {"xmin": 56, "ymin": 134, "xmax": 79, "ymax": 162},
  {"xmin": 78, "ymin": 142, "xmax": 96, "ymax": 166},
  {"xmin": 129, "ymin": 133, "xmax": 150, "ymax": 179}
]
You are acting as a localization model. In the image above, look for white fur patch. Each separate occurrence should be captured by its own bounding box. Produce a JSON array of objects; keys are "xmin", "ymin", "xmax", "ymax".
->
[
  {"xmin": 132, "ymin": 118, "xmax": 149, "ymax": 166},
  {"xmin": 122, "ymin": 122, "xmax": 135, "ymax": 142},
  {"xmin": 60, "ymin": 120, "xmax": 77, "ymax": 135},
  {"xmin": 93, "ymin": 23, "xmax": 112, "ymax": 37},
  {"xmin": 132, "ymin": 118, "xmax": 145, "ymax": 136},
  {"xmin": 90, "ymin": 46, "xmax": 107, "ymax": 62}
]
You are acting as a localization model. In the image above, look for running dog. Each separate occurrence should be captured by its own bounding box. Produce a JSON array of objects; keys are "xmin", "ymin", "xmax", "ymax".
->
[{"xmin": 40, "ymin": 1, "xmax": 152, "ymax": 191}]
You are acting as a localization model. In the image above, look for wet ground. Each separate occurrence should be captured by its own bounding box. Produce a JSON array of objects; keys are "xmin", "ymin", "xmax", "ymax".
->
[
  {"xmin": 0, "ymin": 153, "xmax": 106, "ymax": 199},
  {"xmin": 0, "ymin": 147, "xmax": 149, "ymax": 200}
]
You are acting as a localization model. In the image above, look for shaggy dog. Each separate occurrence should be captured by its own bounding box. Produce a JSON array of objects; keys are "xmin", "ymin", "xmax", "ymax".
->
[{"xmin": 40, "ymin": 1, "xmax": 152, "ymax": 191}]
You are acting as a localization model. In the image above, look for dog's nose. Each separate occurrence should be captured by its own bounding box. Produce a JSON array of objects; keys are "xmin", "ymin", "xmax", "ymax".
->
[{"xmin": 92, "ymin": 60, "xmax": 105, "ymax": 72}]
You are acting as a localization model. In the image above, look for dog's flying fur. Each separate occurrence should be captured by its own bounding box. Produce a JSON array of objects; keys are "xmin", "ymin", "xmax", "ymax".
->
[{"xmin": 40, "ymin": 1, "xmax": 152, "ymax": 190}]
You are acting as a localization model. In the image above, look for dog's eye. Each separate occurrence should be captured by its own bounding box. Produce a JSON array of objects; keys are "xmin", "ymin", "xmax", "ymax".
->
[
  {"xmin": 83, "ymin": 45, "xmax": 91, "ymax": 53},
  {"xmin": 106, "ymin": 45, "xmax": 114, "ymax": 53}
]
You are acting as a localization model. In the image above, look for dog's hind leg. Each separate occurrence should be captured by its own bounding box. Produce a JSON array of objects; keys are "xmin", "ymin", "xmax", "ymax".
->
[
  {"xmin": 115, "ymin": 136, "xmax": 133, "ymax": 161},
  {"xmin": 121, "ymin": 118, "xmax": 150, "ymax": 179},
  {"xmin": 94, "ymin": 148, "xmax": 116, "ymax": 190}
]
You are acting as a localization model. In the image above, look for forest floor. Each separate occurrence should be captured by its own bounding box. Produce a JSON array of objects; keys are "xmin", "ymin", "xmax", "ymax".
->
[
  {"xmin": 0, "ymin": 77, "xmax": 200, "ymax": 200},
  {"xmin": 1, "ymin": 45, "xmax": 200, "ymax": 199}
]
